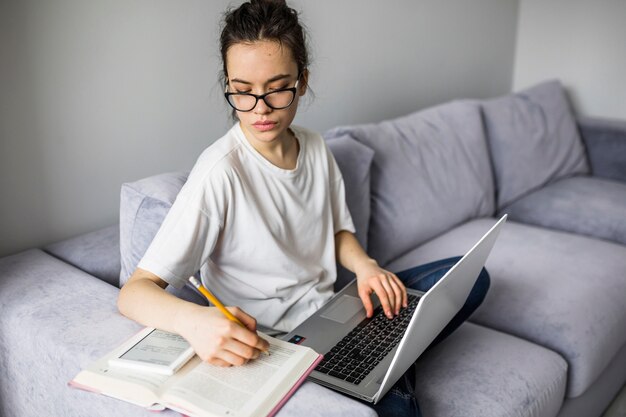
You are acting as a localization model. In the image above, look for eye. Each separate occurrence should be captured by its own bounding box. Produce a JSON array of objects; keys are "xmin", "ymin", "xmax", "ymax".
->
[
  {"xmin": 235, "ymin": 89, "xmax": 251, "ymax": 94},
  {"xmin": 269, "ymin": 84, "xmax": 289, "ymax": 92}
]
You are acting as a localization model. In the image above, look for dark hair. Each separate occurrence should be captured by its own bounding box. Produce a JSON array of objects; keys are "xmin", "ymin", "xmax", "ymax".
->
[{"xmin": 219, "ymin": 0, "xmax": 309, "ymax": 84}]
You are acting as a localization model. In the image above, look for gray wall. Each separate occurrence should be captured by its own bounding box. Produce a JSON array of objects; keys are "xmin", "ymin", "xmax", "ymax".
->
[
  {"xmin": 514, "ymin": 0, "xmax": 626, "ymax": 119},
  {"xmin": 0, "ymin": 0, "xmax": 519, "ymax": 257}
]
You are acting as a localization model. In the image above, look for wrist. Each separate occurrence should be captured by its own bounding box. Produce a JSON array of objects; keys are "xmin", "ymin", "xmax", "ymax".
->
[
  {"xmin": 173, "ymin": 301, "xmax": 203, "ymax": 337},
  {"xmin": 353, "ymin": 257, "xmax": 378, "ymax": 276}
]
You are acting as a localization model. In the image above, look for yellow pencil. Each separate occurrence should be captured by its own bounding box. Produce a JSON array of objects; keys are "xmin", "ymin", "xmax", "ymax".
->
[
  {"xmin": 188, "ymin": 276, "xmax": 269, "ymax": 355},
  {"xmin": 188, "ymin": 276, "xmax": 244, "ymax": 326}
]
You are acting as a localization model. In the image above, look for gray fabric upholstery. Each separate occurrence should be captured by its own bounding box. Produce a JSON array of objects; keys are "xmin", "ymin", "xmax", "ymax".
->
[
  {"xmin": 578, "ymin": 116, "xmax": 626, "ymax": 183},
  {"xmin": 502, "ymin": 175, "xmax": 626, "ymax": 245},
  {"xmin": 118, "ymin": 171, "xmax": 206, "ymax": 305},
  {"xmin": 119, "ymin": 171, "xmax": 189, "ymax": 285},
  {"xmin": 414, "ymin": 323, "xmax": 567, "ymax": 417},
  {"xmin": 556, "ymin": 342, "xmax": 626, "ymax": 417},
  {"xmin": 325, "ymin": 134, "xmax": 375, "ymax": 290},
  {"xmin": 0, "ymin": 249, "xmax": 376, "ymax": 417},
  {"xmin": 326, "ymin": 100, "xmax": 495, "ymax": 266},
  {"xmin": 325, "ymin": 134, "xmax": 374, "ymax": 250},
  {"xmin": 44, "ymin": 224, "xmax": 121, "ymax": 287},
  {"xmin": 482, "ymin": 80, "xmax": 589, "ymax": 209},
  {"xmin": 386, "ymin": 218, "xmax": 626, "ymax": 398}
]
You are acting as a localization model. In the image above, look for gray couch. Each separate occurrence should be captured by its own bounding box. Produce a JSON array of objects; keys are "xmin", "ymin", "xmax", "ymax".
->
[{"xmin": 1, "ymin": 80, "xmax": 625, "ymax": 417}]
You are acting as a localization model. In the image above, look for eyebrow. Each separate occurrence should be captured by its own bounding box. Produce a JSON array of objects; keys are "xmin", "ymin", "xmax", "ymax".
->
[{"xmin": 229, "ymin": 74, "xmax": 292, "ymax": 85}]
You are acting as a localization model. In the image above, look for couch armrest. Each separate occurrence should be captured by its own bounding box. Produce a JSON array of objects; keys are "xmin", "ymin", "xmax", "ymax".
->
[
  {"xmin": 578, "ymin": 116, "xmax": 626, "ymax": 183},
  {"xmin": 44, "ymin": 224, "xmax": 121, "ymax": 287},
  {"xmin": 0, "ymin": 249, "xmax": 375, "ymax": 417}
]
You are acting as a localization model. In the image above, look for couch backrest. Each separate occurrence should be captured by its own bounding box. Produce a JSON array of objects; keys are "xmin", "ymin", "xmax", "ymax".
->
[
  {"xmin": 326, "ymin": 100, "xmax": 495, "ymax": 267},
  {"xmin": 481, "ymin": 79, "xmax": 589, "ymax": 209}
]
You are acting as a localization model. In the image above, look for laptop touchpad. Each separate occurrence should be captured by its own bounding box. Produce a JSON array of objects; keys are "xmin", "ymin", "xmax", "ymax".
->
[{"xmin": 320, "ymin": 295, "xmax": 363, "ymax": 324}]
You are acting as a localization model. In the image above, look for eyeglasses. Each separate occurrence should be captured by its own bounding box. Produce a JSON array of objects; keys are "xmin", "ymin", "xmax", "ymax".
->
[{"xmin": 224, "ymin": 78, "xmax": 300, "ymax": 112}]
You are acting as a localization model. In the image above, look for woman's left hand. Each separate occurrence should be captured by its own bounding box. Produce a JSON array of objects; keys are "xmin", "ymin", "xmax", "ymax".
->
[{"xmin": 354, "ymin": 259, "xmax": 408, "ymax": 319}]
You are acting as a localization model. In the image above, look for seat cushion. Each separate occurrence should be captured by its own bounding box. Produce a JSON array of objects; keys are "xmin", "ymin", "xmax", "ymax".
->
[
  {"xmin": 386, "ymin": 218, "xmax": 626, "ymax": 398},
  {"xmin": 326, "ymin": 100, "xmax": 495, "ymax": 266},
  {"xmin": 481, "ymin": 80, "xmax": 589, "ymax": 209},
  {"xmin": 502, "ymin": 175, "xmax": 626, "ymax": 245},
  {"xmin": 414, "ymin": 322, "xmax": 567, "ymax": 417}
]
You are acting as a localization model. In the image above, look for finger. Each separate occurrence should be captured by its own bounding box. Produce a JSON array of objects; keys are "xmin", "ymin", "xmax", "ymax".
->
[
  {"xmin": 214, "ymin": 346, "xmax": 250, "ymax": 367},
  {"xmin": 207, "ymin": 357, "xmax": 231, "ymax": 367},
  {"xmin": 379, "ymin": 275, "xmax": 397, "ymax": 315},
  {"xmin": 229, "ymin": 321, "xmax": 270, "ymax": 353},
  {"xmin": 220, "ymin": 337, "xmax": 264, "ymax": 364},
  {"xmin": 387, "ymin": 274, "xmax": 405, "ymax": 314},
  {"xmin": 390, "ymin": 273, "xmax": 409, "ymax": 308},
  {"xmin": 371, "ymin": 279, "xmax": 394, "ymax": 319},
  {"xmin": 358, "ymin": 286, "xmax": 375, "ymax": 318},
  {"xmin": 228, "ymin": 306, "xmax": 258, "ymax": 332}
]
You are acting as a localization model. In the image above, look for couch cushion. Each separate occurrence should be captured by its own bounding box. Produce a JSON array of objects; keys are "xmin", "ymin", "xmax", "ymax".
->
[
  {"xmin": 414, "ymin": 322, "xmax": 567, "ymax": 417},
  {"xmin": 325, "ymin": 134, "xmax": 374, "ymax": 250},
  {"xmin": 502, "ymin": 175, "xmax": 626, "ymax": 246},
  {"xmin": 44, "ymin": 224, "xmax": 121, "ymax": 287},
  {"xmin": 578, "ymin": 116, "xmax": 626, "ymax": 183},
  {"xmin": 325, "ymin": 134, "xmax": 375, "ymax": 290},
  {"xmin": 326, "ymin": 100, "xmax": 495, "ymax": 266},
  {"xmin": 482, "ymin": 80, "xmax": 589, "ymax": 209},
  {"xmin": 119, "ymin": 171, "xmax": 207, "ymax": 304},
  {"xmin": 386, "ymin": 218, "xmax": 626, "ymax": 398}
]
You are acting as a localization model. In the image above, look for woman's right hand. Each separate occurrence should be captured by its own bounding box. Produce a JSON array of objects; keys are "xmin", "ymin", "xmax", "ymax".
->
[{"xmin": 177, "ymin": 305, "xmax": 270, "ymax": 367}]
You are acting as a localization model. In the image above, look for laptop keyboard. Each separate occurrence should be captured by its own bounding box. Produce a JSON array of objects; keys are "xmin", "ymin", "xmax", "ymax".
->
[{"xmin": 315, "ymin": 293, "xmax": 420, "ymax": 385}]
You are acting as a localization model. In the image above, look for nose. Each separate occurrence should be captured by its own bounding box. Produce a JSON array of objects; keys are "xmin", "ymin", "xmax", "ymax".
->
[{"xmin": 253, "ymin": 97, "xmax": 272, "ymax": 114}]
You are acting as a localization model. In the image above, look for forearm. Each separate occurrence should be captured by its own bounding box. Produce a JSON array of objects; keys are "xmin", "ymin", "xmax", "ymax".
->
[
  {"xmin": 334, "ymin": 230, "xmax": 377, "ymax": 273},
  {"xmin": 117, "ymin": 269, "xmax": 196, "ymax": 336}
]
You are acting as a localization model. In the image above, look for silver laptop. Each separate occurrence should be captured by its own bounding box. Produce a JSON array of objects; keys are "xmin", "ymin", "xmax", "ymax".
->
[{"xmin": 283, "ymin": 215, "xmax": 507, "ymax": 404}]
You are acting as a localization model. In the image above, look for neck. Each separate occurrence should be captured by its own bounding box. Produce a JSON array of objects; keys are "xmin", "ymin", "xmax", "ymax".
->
[{"xmin": 241, "ymin": 125, "xmax": 299, "ymax": 170}]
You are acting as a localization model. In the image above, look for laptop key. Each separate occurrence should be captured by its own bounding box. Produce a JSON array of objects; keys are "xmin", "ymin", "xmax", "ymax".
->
[{"xmin": 329, "ymin": 370, "xmax": 350, "ymax": 380}]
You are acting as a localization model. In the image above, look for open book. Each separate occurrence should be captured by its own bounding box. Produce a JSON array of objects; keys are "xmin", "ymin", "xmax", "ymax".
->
[{"xmin": 69, "ymin": 327, "xmax": 322, "ymax": 417}]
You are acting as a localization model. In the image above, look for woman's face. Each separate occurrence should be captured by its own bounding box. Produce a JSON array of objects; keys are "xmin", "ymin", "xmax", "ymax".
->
[{"xmin": 225, "ymin": 40, "xmax": 306, "ymax": 147}]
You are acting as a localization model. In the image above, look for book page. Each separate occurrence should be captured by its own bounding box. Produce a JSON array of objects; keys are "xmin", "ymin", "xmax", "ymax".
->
[{"xmin": 163, "ymin": 334, "xmax": 318, "ymax": 417}]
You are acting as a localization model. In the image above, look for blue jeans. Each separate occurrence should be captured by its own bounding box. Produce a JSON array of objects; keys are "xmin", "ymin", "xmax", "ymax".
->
[{"xmin": 368, "ymin": 257, "xmax": 491, "ymax": 417}]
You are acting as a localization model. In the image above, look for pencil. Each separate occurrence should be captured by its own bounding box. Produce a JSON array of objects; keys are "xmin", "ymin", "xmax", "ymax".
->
[
  {"xmin": 188, "ymin": 276, "xmax": 244, "ymax": 325},
  {"xmin": 188, "ymin": 276, "xmax": 269, "ymax": 355}
]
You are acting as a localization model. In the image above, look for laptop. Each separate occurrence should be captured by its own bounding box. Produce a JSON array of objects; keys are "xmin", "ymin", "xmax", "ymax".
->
[{"xmin": 283, "ymin": 215, "xmax": 507, "ymax": 404}]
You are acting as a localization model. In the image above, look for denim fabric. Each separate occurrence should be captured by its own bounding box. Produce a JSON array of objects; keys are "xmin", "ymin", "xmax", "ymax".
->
[{"xmin": 369, "ymin": 257, "xmax": 491, "ymax": 417}]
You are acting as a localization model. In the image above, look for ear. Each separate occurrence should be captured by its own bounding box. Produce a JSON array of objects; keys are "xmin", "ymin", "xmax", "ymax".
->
[{"xmin": 298, "ymin": 69, "xmax": 309, "ymax": 96}]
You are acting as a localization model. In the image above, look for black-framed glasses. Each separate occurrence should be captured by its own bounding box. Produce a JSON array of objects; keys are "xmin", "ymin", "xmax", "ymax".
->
[{"xmin": 224, "ymin": 78, "xmax": 300, "ymax": 112}]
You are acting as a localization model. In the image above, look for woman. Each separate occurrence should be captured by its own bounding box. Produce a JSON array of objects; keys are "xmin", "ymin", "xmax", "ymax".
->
[{"xmin": 118, "ymin": 1, "xmax": 489, "ymax": 415}]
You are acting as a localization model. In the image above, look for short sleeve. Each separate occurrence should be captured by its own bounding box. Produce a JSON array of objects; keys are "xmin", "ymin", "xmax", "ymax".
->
[{"xmin": 137, "ymin": 171, "xmax": 223, "ymax": 289}]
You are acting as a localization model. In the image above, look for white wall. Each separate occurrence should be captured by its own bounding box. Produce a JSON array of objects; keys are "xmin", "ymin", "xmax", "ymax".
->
[
  {"xmin": 514, "ymin": 0, "xmax": 626, "ymax": 119},
  {"xmin": 0, "ymin": 0, "xmax": 519, "ymax": 257}
]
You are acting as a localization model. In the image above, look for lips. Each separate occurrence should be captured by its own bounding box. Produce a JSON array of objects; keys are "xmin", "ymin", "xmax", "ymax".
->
[{"xmin": 253, "ymin": 120, "xmax": 277, "ymax": 132}]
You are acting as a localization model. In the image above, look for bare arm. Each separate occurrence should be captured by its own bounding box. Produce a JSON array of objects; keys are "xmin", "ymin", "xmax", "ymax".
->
[
  {"xmin": 118, "ymin": 268, "xmax": 269, "ymax": 366},
  {"xmin": 334, "ymin": 230, "xmax": 408, "ymax": 319}
]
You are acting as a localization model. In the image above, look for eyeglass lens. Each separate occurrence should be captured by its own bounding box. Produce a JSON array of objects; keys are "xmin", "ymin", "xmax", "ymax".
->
[{"xmin": 228, "ymin": 89, "xmax": 295, "ymax": 112}]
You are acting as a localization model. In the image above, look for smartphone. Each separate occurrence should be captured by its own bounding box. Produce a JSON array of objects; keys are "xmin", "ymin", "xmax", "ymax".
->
[{"xmin": 108, "ymin": 328, "xmax": 195, "ymax": 376}]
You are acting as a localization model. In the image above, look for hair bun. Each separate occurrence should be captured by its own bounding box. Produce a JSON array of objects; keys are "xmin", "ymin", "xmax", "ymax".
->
[{"xmin": 251, "ymin": 0, "xmax": 288, "ymax": 6}]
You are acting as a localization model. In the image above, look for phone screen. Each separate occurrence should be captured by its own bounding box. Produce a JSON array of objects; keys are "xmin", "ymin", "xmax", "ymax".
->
[{"xmin": 119, "ymin": 329, "xmax": 191, "ymax": 366}]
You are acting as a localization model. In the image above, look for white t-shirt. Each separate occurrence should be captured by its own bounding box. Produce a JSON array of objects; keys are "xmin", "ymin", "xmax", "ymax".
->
[{"xmin": 138, "ymin": 123, "xmax": 355, "ymax": 333}]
